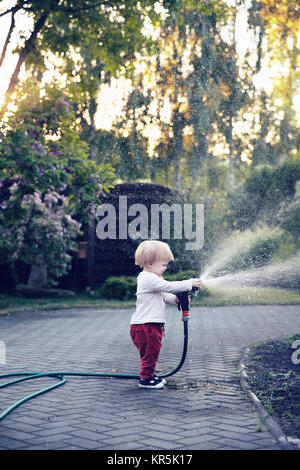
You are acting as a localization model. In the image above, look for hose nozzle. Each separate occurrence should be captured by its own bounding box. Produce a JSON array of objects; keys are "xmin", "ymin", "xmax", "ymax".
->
[{"xmin": 176, "ymin": 287, "xmax": 199, "ymax": 320}]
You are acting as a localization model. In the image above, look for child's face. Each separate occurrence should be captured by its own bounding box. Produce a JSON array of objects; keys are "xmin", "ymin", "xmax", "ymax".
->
[{"xmin": 146, "ymin": 258, "xmax": 169, "ymax": 277}]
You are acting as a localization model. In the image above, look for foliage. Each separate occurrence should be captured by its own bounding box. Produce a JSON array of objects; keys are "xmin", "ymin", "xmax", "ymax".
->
[
  {"xmin": 226, "ymin": 161, "xmax": 300, "ymax": 231},
  {"xmin": 164, "ymin": 270, "xmax": 198, "ymax": 281},
  {"xmin": 0, "ymin": 0, "xmax": 299, "ymax": 292},
  {"xmin": 96, "ymin": 182, "xmax": 203, "ymax": 276},
  {"xmin": 254, "ymin": 0, "xmax": 300, "ymax": 56},
  {"xmin": 277, "ymin": 181, "xmax": 300, "ymax": 240},
  {"xmin": 201, "ymin": 223, "xmax": 299, "ymax": 289},
  {"xmin": 0, "ymin": 190, "xmax": 81, "ymax": 284},
  {"xmin": 213, "ymin": 227, "xmax": 286, "ymax": 276},
  {"xmin": 111, "ymin": 1, "xmax": 251, "ymax": 190},
  {"xmin": 164, "ymin": 270, "xmax": 210, "ymax": 299},
  {"xmin": 94, "ymin": 270, "xmax": 207, "ymax": 300},
  {"xmin": 186, "ymin": 175, "xmax": 230, "ymax": 267},
  {"xmin": 94, "ymin": 276, "xmax": 137, "ymax": 300},
  {"xmin": 0, "ymin": 84, "xmax": 115, "ymax": 283},
  {"xmin": 113, "ymin": 87, "xmax": 151, "ymax": 180},
  {"xmin": 0, "ymin": 0, "xmax": 174, "ymax": 113},
  {"xmin": 0, "ymin": 83, "xmax": 115, "ymax": 224},
  {"xmin": 248, "ymin": 0, "xmax": 300, "ymax": 163},
  {"xmin": 169, "ymin": 0, "xmax": 230, "ymax": 21}
]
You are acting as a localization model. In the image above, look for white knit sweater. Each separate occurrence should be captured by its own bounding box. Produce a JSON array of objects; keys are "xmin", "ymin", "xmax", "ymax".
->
[{"xmin": 130, "ymin": 271, "xmax": 193, "ymax": 325}]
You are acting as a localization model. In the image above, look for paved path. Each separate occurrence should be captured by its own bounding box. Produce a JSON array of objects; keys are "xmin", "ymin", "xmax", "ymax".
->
[{"xmin": 0, "ymin": 304, "xmax": 299, "ymax": 450}]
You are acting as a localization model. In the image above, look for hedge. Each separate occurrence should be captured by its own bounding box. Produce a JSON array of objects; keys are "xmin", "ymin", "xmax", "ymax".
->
[{"xmin": 94, "ymin": 270, "xmax": 206, "ymax": 300}]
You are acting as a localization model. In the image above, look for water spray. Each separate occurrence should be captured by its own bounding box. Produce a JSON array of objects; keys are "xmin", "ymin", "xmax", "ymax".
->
[
  {"xmin": 0, "ymin": 288, "xmax": 198, "ymax": 421},
  {"xmin": 199, "ymin": 226, "xmax": 300, "ymax": 291},
  {"xmin": 200, "ymin": 253, "xmax": 300, "ymax": 290}
]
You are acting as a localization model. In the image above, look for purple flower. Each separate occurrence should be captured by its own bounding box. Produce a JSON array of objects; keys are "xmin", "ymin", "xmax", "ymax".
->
[
  {"xmin": 56, "ymin": 98, "xmax": 70, "ymax": 112},
  {"xmin": 57, "ymin": 98, "xmax": 69, "ymax": 106}
]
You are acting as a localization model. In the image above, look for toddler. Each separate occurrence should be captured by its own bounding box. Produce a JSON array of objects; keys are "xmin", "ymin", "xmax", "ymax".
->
[{"xmin": 130, "ymin": 240, "xmax": 201, "ymax": 389}]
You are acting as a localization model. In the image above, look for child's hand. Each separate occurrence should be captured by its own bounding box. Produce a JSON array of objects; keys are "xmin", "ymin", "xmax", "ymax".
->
[{"xmin": 191, "ymin": 278, "xmax": 201, "ymax": 289}]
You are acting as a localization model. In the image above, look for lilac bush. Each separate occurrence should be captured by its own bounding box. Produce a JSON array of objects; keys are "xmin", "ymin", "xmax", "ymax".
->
[
  {"xmin": 0, "ymin": 85, "xmax": 115, "ymax": 286},
  {"xmin": 0, "ymin": 189, "xmax": 82, "ymax": 284}
]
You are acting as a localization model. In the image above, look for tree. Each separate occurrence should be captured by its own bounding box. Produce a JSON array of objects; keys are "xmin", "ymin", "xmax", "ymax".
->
[
  {"xmin": 226, "ymin": 161, "xmax": 300, "ymax": 231},
  {"xmin": 250, "ymin": 90, "xmax": 277, "ymax": 166},
  {"xmin": 0, "ymin": 0, "xmax": 171, "ymax": 115},
  {"xmin": 248, "ymin": 0, "xmax": 300, "ymax": 162},
  {"xmin": 0, "ymin": 83, "xmax": 115, "ymax": 284},
  {"xmin": 114, "ymin": 84, "xmax": 151, "ymax": 180},
  {"xmin": 0, "ymin": 82, "xmax": 115, "ymax": 220},
  {"xmin": 123, "ymin": 1, "xmax": 250, "ymax": 192},
  {"xmin": 153, "ymin": 15, "xmax": 188, "ymax": 191},
  {"xmin": 0, "ymin": 189, "xmax": 82, "ymax": 285},
  {"xmin": 120, "ymin": 2, "xmax": 231, "ymax": 191}
]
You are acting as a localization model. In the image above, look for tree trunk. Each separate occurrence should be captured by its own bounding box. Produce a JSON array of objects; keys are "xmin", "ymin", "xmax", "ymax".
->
[
  {"xmin": 89, "ymin": 95, "xmax": 98, "ymax": 162},
  {"xmin": 228, "ymin": 116, "xmax": 235, "ymax": 189},
  {"xmin": 27, "ymin": 254, "xmax": 48, "ymax": 288},
  {"xmin": 172, "ymin": 38, "xmax": 183, "ymax": 193},
  {"xmin": 0, "ymin": 10, "xmax": 16, "ymax": 68},
  {"xmin": 228, "ymin": 1, "xmax": 238, "ymax": 190},
  {"xmin": 0, "ymin": 5, "xmax": 57, "ymax": 115}
]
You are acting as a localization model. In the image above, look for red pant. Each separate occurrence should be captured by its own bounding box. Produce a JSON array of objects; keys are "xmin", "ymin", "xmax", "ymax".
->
[{"xmin": 130, "ymin": 323, "xmax": 164, "ymax": 380}]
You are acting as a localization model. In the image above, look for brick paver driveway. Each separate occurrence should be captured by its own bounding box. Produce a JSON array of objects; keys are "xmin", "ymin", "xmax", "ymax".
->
[{"xmin": 0, "ymin": 304, "xmax": 299, "ymax": 450}]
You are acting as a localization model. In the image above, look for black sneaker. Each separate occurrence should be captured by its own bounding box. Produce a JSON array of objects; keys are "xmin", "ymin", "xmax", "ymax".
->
[
  {"xmin": 138, "ymin": 377, "xmax": 164, "ymax": 389},
  {"xmin": 154, "ymin": 375, "xmax": 167, "ymax": 385}
]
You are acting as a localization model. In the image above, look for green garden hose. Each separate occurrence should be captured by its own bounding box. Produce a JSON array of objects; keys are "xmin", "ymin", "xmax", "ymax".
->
[{"xmin": 0, "ymin": 315, "xmax": 189, "ymax": 421}]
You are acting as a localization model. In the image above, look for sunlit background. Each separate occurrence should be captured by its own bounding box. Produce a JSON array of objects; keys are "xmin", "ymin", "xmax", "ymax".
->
[{"xmin": 1, "ymin": 0, "xmax": 298, "ymax": 135}]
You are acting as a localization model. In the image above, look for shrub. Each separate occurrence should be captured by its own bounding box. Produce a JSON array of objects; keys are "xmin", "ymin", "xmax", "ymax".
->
[
  {"xmin": 0, "ymin": 190, "xmax": 82, "ymax": 285},
  {"xmin": 94, "ymin": 270, "xmax": 210, "ymax": 301},
  {"xmin": 205, "ymin": 225, "xmax": 288, "ymax": 278},
  {"xmin": 165, "ymin": 271, "xmax": 209, "ymax": 299},
  {"xmin": 164, "ymin": 270, "xmax": 198, "ymax": 281},
  {"xmin": 279, "ymin": 182, "xmax": 300, "ymax": 240},
  {"xmin": 0, "ymin": 85, "xmax": 115, "ymax": 286},
  {"xmin": 96, "ymin": 276, "xmax": 137, "ymax": 300},
  {"xmin": 226, "ymin": 161, "xmax": 300, "ymax": 230}
]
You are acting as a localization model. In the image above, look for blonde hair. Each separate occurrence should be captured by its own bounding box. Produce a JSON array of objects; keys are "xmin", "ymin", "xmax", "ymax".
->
[{"xmin": 135, "ymin": 240, "xmax": 174, "ymax": 268}]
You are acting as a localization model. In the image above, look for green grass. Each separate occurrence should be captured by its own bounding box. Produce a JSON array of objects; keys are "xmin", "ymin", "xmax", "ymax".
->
[
  {"xmin": 0, "ymin": 294, "xmax": 136, "ymax": 314},
  {"xmin": 0, "ymin": 286, "xmax": 299, "ymax": 314},
  {"xmin": 191, "ymin": 286, "xmax": 300, "ymax": 307}
]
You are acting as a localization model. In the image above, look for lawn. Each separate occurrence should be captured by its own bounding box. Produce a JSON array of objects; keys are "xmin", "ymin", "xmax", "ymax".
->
[
  {"xmin": 0, "ymin": 286, "xmax": 299, "ymax": 314},
  {"xmin": 192, "ymin": 286, "xmax": 300, "ymax": 307}
]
